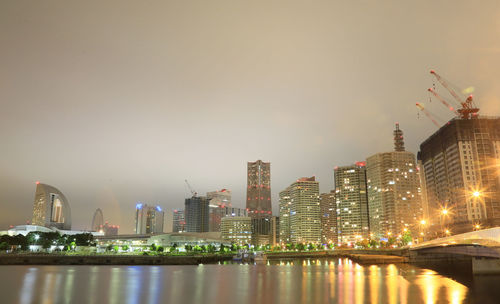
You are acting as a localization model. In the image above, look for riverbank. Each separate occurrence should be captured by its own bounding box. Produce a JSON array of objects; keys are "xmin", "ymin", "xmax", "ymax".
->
[
  {"xmin": 0, "ymin": 249, "xmax": 409, "ymax": 266},
  {"xmin": 266, "ymin": 249, "xmax": 408, "ymax": 264},
  {"xmin": 0, "ymin": 253, "xmax": 234, "ymax": 265}
]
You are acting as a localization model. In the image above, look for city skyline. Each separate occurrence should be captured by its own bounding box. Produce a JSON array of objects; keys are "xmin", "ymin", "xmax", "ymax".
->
[{"xmin": 2, "ymin": 1, "xmax": 500, "ymax": 234}]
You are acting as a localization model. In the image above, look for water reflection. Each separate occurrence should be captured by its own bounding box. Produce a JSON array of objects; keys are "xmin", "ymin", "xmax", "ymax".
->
[{"xmin": 1, "ymin": 259, "xmax": 488, "ymax": 304}]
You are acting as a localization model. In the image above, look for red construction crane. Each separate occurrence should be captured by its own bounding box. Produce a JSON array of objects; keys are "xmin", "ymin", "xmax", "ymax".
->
[
  {"xmin": 429, "ymin": 70, "xmax": 479, "ymax": 119},
  {"xmin": 416, "ymin": 102, "xmax": 440, "ymax": 128},
  {"xmin": 427, "ymin": 88, "xmax": 459, "ymax": 115}
]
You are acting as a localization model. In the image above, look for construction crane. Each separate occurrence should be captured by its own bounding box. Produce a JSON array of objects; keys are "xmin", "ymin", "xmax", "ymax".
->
[
  {"xmin": 427, "ymin": 88, "xmax": 459, "ymax": 115},
  {"xmin": 429, "ymin": 70, "xmax": 479, "ymax": 119},
  {"xmin": 185, "ymin": 179, "xmax": 197, "ymax": 197},
  {"xmin": 416, "ymin": 102, "xmax": 440, "ymax": 128}
]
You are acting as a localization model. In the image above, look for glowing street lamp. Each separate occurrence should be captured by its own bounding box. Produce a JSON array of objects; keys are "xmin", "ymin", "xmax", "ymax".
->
[{"xmin": 472, "ymin": 191, "xmax": 481, "ymax": 198}]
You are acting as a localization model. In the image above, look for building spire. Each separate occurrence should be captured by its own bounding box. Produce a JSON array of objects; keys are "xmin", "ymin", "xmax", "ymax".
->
[{"xmin": 393, "ymin": 123, "xmax": 405, "ymax": 151}]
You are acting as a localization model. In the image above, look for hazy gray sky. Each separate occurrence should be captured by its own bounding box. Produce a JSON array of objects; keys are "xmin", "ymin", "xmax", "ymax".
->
[{"xmin": 1, "ymin": 1, "xmax": 499, "ymax": 233}]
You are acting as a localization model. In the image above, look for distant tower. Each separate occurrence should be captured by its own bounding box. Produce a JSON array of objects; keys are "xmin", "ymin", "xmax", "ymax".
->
[
  {"xmin": 91, "ymin": 208, "xmax": 104, "ymax": 232},
  {"xmin": 393, "ymin": 123, "xmax": 405, "ymax": 151},
  {"xmin": 246, "ymin": 160, "xmax": 272, "ymax": 218}
]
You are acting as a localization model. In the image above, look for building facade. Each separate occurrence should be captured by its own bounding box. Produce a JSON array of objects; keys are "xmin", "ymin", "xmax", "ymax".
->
[
  {"xmin": 32, "ymin": 182, "xmax": 72, "ymax": 230},
  {"xmin": 279, "ymin": 187, "xmax": 292, "ymax": 244},
  {"xmin": 366, "ymin": 124, "xmax": 423, "ymax": 237},
  {"xmin": 172, "ymin": 209, "xmax": 186, "ymax": 233},
  {"xmin": 334, "ymin": 163, "xmax": 370, "ymax": 243},
  {"xmin": 185, "ymin": 196, "xmax": 209, "ymax": 233},
  {"xmin": 419, "ymin": 117, "xmax": 500, "ymax": 233},
  {"xmin": 246, "ymin": 160, "xmax": 272, "ymax": 218},
  {"xmin": 286, "ymin": 177, "xmax": 321, "ymax": 244},
  {"xmin": 220, "ymin": 216, "xmax": 252, "ymax": 246},
  {"xmin": 135, "ymin": 203, "xmax": 164, "ymax": 234},
  {"xmin": 320, "ymin": 191, "xmax": 337, "ymax": 244}
]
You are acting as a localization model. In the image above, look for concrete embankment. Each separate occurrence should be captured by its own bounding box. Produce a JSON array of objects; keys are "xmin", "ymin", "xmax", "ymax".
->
[
  {"xmin": 0, "ymin": 254, "xmax": 233, "ymax": 265},
  {"xmin": 266, "ymin": 250, "xmax": 408, "ymax": 264}
]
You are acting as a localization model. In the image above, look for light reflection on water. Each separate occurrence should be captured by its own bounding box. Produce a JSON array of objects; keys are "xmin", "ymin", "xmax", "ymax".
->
[{"xmin": 1, "ymin": 258, "xmax": 498, "ymax": 303}]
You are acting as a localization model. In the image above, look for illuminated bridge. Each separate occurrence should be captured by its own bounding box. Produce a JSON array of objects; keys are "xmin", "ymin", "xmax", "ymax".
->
[{"xmin": 408, "ymin": 227, "xmax": 500, "ymax": 274}]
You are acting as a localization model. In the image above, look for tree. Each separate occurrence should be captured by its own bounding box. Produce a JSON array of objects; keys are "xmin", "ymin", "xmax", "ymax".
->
[
  {"xmin": 150, "ymin": 244, "xmax": 158, "ymax": 252},
  {"xmin": 185, "ymin": 245, "xmax": 193, "ymax": 252},
  {"xmin": 157, "ymin": 246, "xmax": 164, "ymax": 252},
  {"xmin": 231, "ymin": 243, "xmax": 239, "ymax": 252},
  {"xmin": 122, "ymin": 245, "xmax": 129, "ymax": 252},
  {"xmin": 286, "ymin": 243, "xmax": 294, "ymax": 251},
  {"xmin": 107, "ymin": 244, "xmax": 114, "ymax": 252},
  {"xmin": 401, "ymin": 231, "xmax": 412, "ymax": 246},
  {"xmin": 296, "ymin": 243, "xmax": 305, "ymax": 251},
  {"xmin": 0, "ymin": 242, "xmax": 8, "ymax": 251},
  {"xmin": 307, "ymin": 243, "xmax": 315, "ymax": 251}
]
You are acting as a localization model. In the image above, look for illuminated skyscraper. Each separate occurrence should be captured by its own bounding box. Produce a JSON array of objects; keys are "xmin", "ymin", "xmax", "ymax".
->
[
  {"xmin": 283, "ymin": 177, "xmax": 321, "ymax": 244},
  {"xmin": 334, "ymin": 163, "xmax": 370, "ymax": 243},
  {"xmin": 320, "ymin": 191, "xmax": 337, "ymax": 244},
  {"xmin": 278, "ymin": 187, "xmax": 292, "ymax": 244},
  {"xmin": 31, "ymin": 182, "xmax": 71, "ymax": 230},
  {"xmin": 246, "ymin": 160, "xmax": 272, "ymax": 218},
  {"xmin": 419, "ymin": 117, "xmax": 500, "ymax": 232},
  {"xmin": 135, "ymin": 203, "xmax": 164, "ymax": 234},
  {"xmin": 366, "ymin": 124, "xmax": 422, "ymax": 237}
]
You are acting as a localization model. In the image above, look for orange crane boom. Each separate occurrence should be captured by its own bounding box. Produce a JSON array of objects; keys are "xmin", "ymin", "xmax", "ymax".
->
[{"xmin": 428, "ymin": 88, "xmax": 459, "ymax": 115}]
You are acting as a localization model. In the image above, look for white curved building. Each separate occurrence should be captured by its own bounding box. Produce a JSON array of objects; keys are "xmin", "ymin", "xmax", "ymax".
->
[{"xmin": 31, "ymin": 182, "xmax": 72, "ymax": 230}]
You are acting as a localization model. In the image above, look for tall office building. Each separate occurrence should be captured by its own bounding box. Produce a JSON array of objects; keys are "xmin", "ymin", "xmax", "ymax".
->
[
  {"xmin": 419, "ymin": 117, "xmax": 500, "ymax": 232},
  {"xmin": 320, "ymin": 191, "xmax": 337, "ymax": 244},
  {"xmin": 285, "ymin": 177, "xmax": 321, "ymax": 244},
  {"xmin": 172, "ymin": 209, "xmax": 186, "ymax": 233},
  {"xmin": 135, "ymin": 203, "xmax": 164, "ymax": 234},
  {"xmin": 366, "ymin": 124, "xmax": 423, "ymax": 237},
  {"xmin": 246, "ymin": 160, "xmax": 272, "ymax": 218},
  {"xmin": 334, "ymin": 163, "xmax": 370, "ymax": 243},
  {"xmin": 185, "ymin": 196, "xmax": 210, "ymax": 233},
  {"xmin": 32, "ymin": 182, "xmax": 72, "ymax": 230},
  {"xmin": 278, "ymin": 187, "xmax": 292, "ymax": 244}
]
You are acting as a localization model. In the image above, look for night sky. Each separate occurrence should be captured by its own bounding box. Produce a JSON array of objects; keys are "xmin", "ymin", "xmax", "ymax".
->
[{"xmin": 1, "ymin": 1, "xmax": 499, "ymax": 233}]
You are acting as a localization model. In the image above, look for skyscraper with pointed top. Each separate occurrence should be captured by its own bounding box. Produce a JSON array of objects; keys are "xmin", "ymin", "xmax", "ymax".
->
[{"xmin": 366, "ymin": 124, "xmax": 423, "ymax": 237}]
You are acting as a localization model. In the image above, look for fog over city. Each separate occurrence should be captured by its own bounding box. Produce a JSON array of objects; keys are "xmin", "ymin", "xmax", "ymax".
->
[{"xmin": 1, "ymin": 1, "xmax": 500, "ymax": 233}]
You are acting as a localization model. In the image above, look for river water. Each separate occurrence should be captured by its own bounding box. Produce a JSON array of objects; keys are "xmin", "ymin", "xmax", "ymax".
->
[{"xmin": 0, "ymin": 258, "xmax": 499, "ymax": 304}]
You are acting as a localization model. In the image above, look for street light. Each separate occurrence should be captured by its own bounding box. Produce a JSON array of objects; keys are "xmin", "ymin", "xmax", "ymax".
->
[{"xmin": 473, "ymin": 191, "xmax": 481, "ymax": 198}]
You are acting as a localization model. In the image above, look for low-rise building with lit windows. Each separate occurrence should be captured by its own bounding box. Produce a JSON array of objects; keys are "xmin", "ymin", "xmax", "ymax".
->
[{"xmin": 220, "ymin": 216, "xmax": 252, "ymax": 246}]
